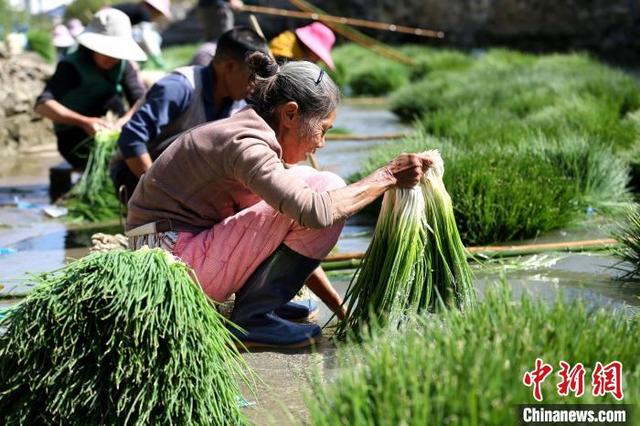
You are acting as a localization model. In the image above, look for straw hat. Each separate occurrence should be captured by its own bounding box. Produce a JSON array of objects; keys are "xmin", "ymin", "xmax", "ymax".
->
[
  {"xmin": 76, "ymin": 8, "xmax": 148, "ymax": 61},
  {"xmin": 144, "ymin": 0, "xmax": 172, "ymax": 19},
  {"xmin": 295, "ymin": 22, "xmax": 335, "ymax": 70},
  {"xmin": 52, "ymin": 24, "xmax": 74, "ymax": 48}
]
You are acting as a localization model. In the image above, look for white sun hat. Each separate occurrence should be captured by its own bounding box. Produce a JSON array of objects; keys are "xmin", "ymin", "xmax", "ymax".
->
[
  {"xmin": 76, "ymin": 8, "xmax": 148, "ymax": 62},
  {"xmin": 52, "ymin": 24, "xmax": 74, "ymax": 48},
  {"xmin": 144, "ymin": 0, "xmax": 172, "ymax": 19}
]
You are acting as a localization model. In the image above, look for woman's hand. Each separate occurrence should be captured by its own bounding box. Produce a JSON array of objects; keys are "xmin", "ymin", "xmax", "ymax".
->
[
  {"xmin": 386, "ymin": 153, "xmax": 433, "ymax": 188},
  {"xmin": 328, "ymin": 153, "xmax": 433, "ymax": 222}
]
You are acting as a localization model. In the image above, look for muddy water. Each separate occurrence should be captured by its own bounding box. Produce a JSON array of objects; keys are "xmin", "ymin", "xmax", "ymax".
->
[{"xmin": 0, "ymin": 103, "xmax": 639, "ymax": 425}]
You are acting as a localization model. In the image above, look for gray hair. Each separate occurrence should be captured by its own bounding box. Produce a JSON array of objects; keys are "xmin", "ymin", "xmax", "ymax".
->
[{"xmin": 246, "ymin": 54, "xmax": 340, "ymax": 136}]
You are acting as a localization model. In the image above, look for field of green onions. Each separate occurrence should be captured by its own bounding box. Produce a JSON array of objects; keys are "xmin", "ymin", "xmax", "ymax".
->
[
  {"xmin": 308, "ymin": 285, "xmax": 639, "ymax": 425},
  {"xmin": 340, "ymin": 44, "xmax": 639, "ymax": 245}
]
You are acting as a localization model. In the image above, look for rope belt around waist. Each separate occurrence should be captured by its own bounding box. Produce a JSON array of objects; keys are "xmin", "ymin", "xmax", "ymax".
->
[{"xmin": 125, "ymin": 219, "xmax": 207, "ymax": 237}]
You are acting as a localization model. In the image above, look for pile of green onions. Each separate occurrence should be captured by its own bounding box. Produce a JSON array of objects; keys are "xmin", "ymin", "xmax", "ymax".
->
[
  {"xmin": 64, "ymin": 129, "xmax": 120, "ymax": 222},
  {"xmin": 337, "ymin": 150, "xmax": 476, "ymax": 337},
  {"xmin": 0, "ymin": 248, "xmax": 253, "ymax": 425}
]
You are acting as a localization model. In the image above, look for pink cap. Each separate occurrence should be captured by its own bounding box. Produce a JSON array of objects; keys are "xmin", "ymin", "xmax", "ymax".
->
[
  {"xmin": 66, "ymin": 18, "xmax": 85, "ymax": 38},
  {"xmin": 295, "ymin": 22, "xmax": 335, "ymax": 70},
  {"xmin": 52, "ymin": 24, "xmax": 74, "ymax": 48},
  {"xmin": 144, "ymin": 0, "xmax": 172, "ymax": 19}
]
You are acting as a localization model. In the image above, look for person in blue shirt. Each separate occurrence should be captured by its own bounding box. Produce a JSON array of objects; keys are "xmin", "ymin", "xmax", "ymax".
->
[{"xmin": 110, "ymin": 26, "xmax": 268, "ymax": 200}]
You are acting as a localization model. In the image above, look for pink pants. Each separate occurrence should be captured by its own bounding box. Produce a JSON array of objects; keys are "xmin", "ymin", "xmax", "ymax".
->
[{"xmin": 172, "ymin": 166, "xmax": 346, "ymax": 302}]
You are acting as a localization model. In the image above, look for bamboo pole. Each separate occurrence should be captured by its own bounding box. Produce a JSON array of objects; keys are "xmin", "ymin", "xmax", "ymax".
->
[
  {"xmin": 322, "ymin": 238, "xmax": 621, "ymax": 268},
  {"xmin": 239, "ymin": 4, "xmax": 444, "ymax": 39}
]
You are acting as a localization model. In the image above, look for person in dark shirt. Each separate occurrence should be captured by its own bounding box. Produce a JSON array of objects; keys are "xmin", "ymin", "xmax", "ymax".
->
[
  {"xmin": 35, "ymin": 8, "xmax": 147, "ymax": 169},
  {"xmin": 110, "ymin": 27, "xmax": 268, "ymax": 199},
  {"xmin": 197, "ymin": 0, "xmax": 243, "ymax": 42}
]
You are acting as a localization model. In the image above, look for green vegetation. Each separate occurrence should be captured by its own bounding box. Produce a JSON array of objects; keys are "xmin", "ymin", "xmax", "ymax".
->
[
  {"xmin": 26, "ymin": 28, "xmax": 55, "ymax": 62},
  {"xmin": 613, "ymin": 205, "xmax": 640, "ymax": 280},
  {"xmin": 348, "ymin": 47, "xmax": 637, "ymax": 244},
  {"xmin": 330, "ymin": 44, "xmax": 473, "ymax": 97},
  {"xmin": 391, "ymin": 50, "xmax": 640, "ymax": 152},
  {"xmin": 64, "ymin": 129, "xmax": 120, "ymax": 222},
  {"xmin": 0, "ymin": 248, "xmax": 252, "ymax": 425},
  {"xmin": 0, "ymin": 1, "xmax": 54, "ymax": 61},
  {"xmin": 353, "ymin": 133, "xmax": 629, "ymax": 245},
  {"xmin": 143, "ymin": 43, "xmax": 199, "ymax": 71},
  {"xmin": 64, "ymin": 0, "xmax": 111, "ymax": 22},
  {"xmin": 310, "ymin": 285, "xmax": 640, "ymax": 425},
  {"xmin": 337, "ymin": 151, "xmax": 475, "ymax": 337}
]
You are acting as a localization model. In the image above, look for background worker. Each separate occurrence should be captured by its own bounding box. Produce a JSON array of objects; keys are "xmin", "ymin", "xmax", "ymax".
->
[
  {"xmin": 112, "ymin": 0, "xmax": 172, "ymax": 69},
  {"xmin": 110, "ymin": 27, "xmax": 268, "ymax": 200},
  {"xmin": 125, "ymin": 52, "xmax": 432, "ymax": 348},
  {"xmin": 51, "ymin": 24, "xmax": 75, "ymax": 60},
  {"xmin": 197, "ymin": 0, "xmax": 244, "ymax": 42},
  {"xmin": 270, "ymin": 21, "xmax": 336, "ymax": 70},
  {"xmin": 190, "ymin": 20, "xmax": 337, "ymax": 69},
  {"xmin": 35, "ymin": 8, "xmax": 147, "ymax": 170},
  {"xmin": 112, "ymin": 0, "xmax": 172, "ymax": 25},
  {"xmin": 189, "ymin": 0, "xmax": 245, "ymax": 66}
]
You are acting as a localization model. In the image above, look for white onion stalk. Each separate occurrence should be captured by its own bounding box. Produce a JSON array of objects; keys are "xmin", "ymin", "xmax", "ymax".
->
[{"xmin": 337, "ymin": 150, "xmax": 476, "ymax": 337}]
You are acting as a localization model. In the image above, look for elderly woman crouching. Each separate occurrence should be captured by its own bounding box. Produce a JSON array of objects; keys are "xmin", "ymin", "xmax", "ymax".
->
[{"xmin": 126, "ymin": 52, "xmax": 431, "ymax": 349}]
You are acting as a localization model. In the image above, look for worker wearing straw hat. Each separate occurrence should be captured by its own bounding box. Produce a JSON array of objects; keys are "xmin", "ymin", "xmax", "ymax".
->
[
  {"xmin": 125, "ymin": 52, "xmax": 432, "ymax": 348},
  {"xmin": 52, "ymin": 24, "xmax": 75, "ymax": 60},
  {"xmin": 35, "ymin": 8, "xmax": 147, "ymax": 170},
  {"xmin": 269, "ymin": 21, "xmax": 336, "ymax": 70},
  {"xmin": 112, "ymin": 0, "xmax": 172, "ymax": 25},
  {"xmin": 110, "ymin": 27, "xmax": 268, "ymax": 201},
  {"xmin": 112, "ymin": 0, "xmax": 172, "ymax": 68}
]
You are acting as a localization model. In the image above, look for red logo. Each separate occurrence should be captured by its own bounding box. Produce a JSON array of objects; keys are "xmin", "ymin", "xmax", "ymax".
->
[
  {"xmin": 557, "ymin": 361, "xmax": 586, "ymax": 397},
  {"xmin": 592, "ymin": 361, "xmax": 624, "ymax": 400},
  {"xmin": 523, "ymin": 359, "xmax": 624, "ymax": 401},
  {"xmin": 523, "ymin": 358, "xmax": 554, "ymax": 401}
]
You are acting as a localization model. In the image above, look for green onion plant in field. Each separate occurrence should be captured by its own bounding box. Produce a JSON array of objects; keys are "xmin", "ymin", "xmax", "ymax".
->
[
  {"xmin": 613, "ymin": 205, "xmax": 640, "ymax": 280},
  {"xmin": 310, "ymin": 285, "xmax": 640, "ymax": 425}
]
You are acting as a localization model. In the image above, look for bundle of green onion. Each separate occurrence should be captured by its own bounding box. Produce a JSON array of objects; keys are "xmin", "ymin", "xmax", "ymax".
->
[
  {"xmin": 337, "ymin": 150, "xmax": 476, "ymax": 337},
  {"xmin": 65, "ymin": 129, "xmax": 120, "ymax": 222},
  {"xmin": 0, "ymin": 248, "xmax": 253, "ymax": 425}
]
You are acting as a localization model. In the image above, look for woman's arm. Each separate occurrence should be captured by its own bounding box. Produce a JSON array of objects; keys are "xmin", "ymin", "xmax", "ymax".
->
[
  {"xmin": 35, "ymin": 100, "xmax": 110, "ymax": 136},
  {"xmin": 233, "ymin": 141, "xmax": 431, "ymax": 228},
  {"xmin": 329, "ymin": 153, "xmax": 429, "ymax": 222}
]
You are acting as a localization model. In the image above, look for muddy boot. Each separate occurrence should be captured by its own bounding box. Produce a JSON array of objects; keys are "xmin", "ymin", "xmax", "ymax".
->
[
  {"xmin": 275, "ymin": 299, "xmax": 319, "ymax": 322},
  {"xmin": 230, "ymin": 244, "xmax": 321, "ymax": 349}
]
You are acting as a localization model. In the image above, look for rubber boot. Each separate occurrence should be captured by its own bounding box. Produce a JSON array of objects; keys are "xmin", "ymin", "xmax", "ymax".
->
[
  {"xmin": 275, "ymin": 299, "xmax": 319, "ymax": 322},
  {"xmin": 230, "ymin": 244, "xmax": 321, "ymax": 349}
]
